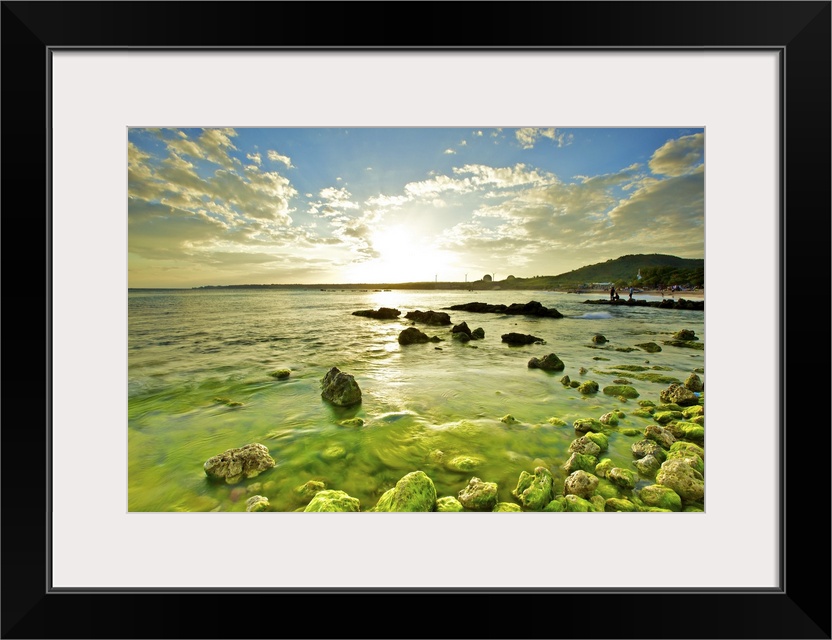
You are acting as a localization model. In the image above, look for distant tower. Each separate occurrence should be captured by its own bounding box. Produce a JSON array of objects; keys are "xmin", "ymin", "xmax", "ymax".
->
[{"xmin": 482, "ymin": 274, "xmax": 493, "ymax": 282}]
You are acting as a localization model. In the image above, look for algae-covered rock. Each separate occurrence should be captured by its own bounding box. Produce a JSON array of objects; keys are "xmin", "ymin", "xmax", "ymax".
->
[
  {"xmin": 639, "ymin": 484, "xmax": 682, "ymax": 511},
  {"xmin": 269, "ymin": 369, "xmax": 291, "ymax": 379},
  {"xmin": 512, "ymin": 467, "xmax": 555, "ymax": 510},
  {"xmin": 620, "ymin": 428, "xmax": 642, "ymax": 436},
  {"xmin": 493, "ymin": 502, "xmax": 523, "ymax": 512},
  {"xmin": 321, "ymin": 367, "xmax": 362, "ymax": 407},
  {"xmin": 338, "ymin": 417, "xmax": 364, "ymax": 428},
  {"xmin": 633, "ymin": 454, "xmax": 661, "ymax": 477},
  {"xmin": 692, "ymin": 416, "xmax": 705, "ymax": 426},
  {"xmin": 592, "ymin": 334, "xmax": 607, "ymax": 344},
  {"xmin": 204, "ymin": 443, "xmax": 276, "ymax": 484},
  {"xmin": 245, "ymin": 495, "xmax": 270, "ymax": 512},
  {"xmin": 584, "ymin": 431, "xmax": 609, "ymax": 451},
  {"xmin": 653, "ymin": 410, "xmax": 684, "ymax": 425},
  {"xmin": 528, "ymin": 353, "xmax": 565, "ymax": 371},
  {"xmin": 599, "ymin": 411, "xmax": 619, "ymax": 427},
  {"xmin": 632, "ymin": 439, "xmax": 667, "ymax": 462},
  {"xmin": 294, "ymin": 480, "xmax": 326, "ymax": 499},
  {"xmin": 672, "ymin": 329, "xmax": 698, "ymax": 341},
  {"xmin": 680, "ymin": 423, "xmax": 705, "ymax": 441},
  {"xmin": 638, "ymin": 400, "xmax": 656, "ymax": 408},
  {"xmin": 577, "ymin": 380, "xmax": 599, "ymax": 394},
  {"xmin": 444, "ymin": 455, "xmax": 484, "ymax": 473},
  {"xmin": 304, "ymin": 489, "xmax": 361, "ymax": 512},
  {"xmin": 602, "ymin": 385, "xmax": 640, "ymax": 399},
  {"xmin": 457, "ymin": 477, "xmax": 498, "ymax": 511},
  {"xmin": 544, "ymin": 497, "xmax": 567, "ymax": 512},
  {"xmin": 569, "ymin": 436, "xmax": 602, "ymax": 456},
  {"xmin": 656, "ymin": 403, "xmax": 684, "ymax": 412},
  {"xmin": 669, "ymin": 441, "xmax": 705, "ymax": 460},
  {"xmin": 570, "ymin": 381, "xmax": 581, "ymax": 388},
  {"xmin": 563, "ymin": 470, "xmax": 599, "ymax": 499},
  {"xmin": 594, "ymin": 477, "xmax": 620, "ymax": 500},
  {"xmin": 644, "ymin": 424, "xmax": 676, "ymax": 449},
  {"xmin": 660, "ymin": 383, "xmax": 699, "ymax": 407},
  {"xmin": 682, "ymin": 405, "xmax": 704, "ymax": 419},
  {"xmin": 608, "ymin": 467, "xmax": 636, "ymax": 490},
  {"xmin": 635, "ymin": 342, "xmax": 662, "ymax": 353},
  {"xmin": 547, "ymin": 417, "xmax": 567, "ymax": 427},
  {"xmin": 372, "ymin": 471, "xmax": 437, "ymax": 512},
  {"xmin": 436, "ymin": 496, "xmax": 465, "ymax": 512},
  {"xmin": 595, "ymin": 458, "xmax": 614, "ymax": 478},
  {"xmin": 667, "ymin": 450, "xmax": 704, "ymax": 475},
  {"xmin": 605, "ymin": 498, "xmax": 639, "ymax": 512},
  {"xmin": 573, "ymin": 418, "xmax": 604, "ymax": 433},
  {"xmin": 500, "ymin": 414, "xmax": 519, "ymax": 425},
  {"xmin": 684, "ymin": 373, "xmax": 704, "ymax": 392},
  {"xmin": 562, "ymin": 452, "xmax": 598, "ymax": 474},
  {"xmin": 452, "ymin": 331, "xmax": 471, "ymax": 343},
  {"xmin": 632, "ymin": 409, "xmax": 654, "ymax": 419},
  {"xmin": 560, "ymin": 375, "xmax": 571, "ymax": 386},
  {"xmin": 564, "ymin": 494, "xmax": 595, "ymax": 512},
  {"xmin": 214, "ymin": 397, "xmax": 243, "ymax": 407},
  {"xmin": 656, "ymin": 460, "xmax": 705, "ymax": 502}
]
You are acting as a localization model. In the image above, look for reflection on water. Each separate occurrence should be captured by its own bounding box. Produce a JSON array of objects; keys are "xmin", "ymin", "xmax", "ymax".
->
[{"xmin": 128, "ymin": 289, "xmax": 704, "ymax": 512}]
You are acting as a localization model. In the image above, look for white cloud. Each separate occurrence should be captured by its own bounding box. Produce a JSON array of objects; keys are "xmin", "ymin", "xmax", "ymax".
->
[
  {"xmin": 444, "ymin": 148, "xmax": 456, "ymax": 155},
  {"xmin": 515, "ymin": 127, "xmax": 573, "ymax": 149},
  {"xmin": 246, "ymin": 152, "xmax": 262, "ymax": 165},
  {"xmin": 649, "ymin": 133, "xmax": 704, "ymax": 177},
  {"xmin": 267, "ymin": 149, "xmax": 294, "ymax": 168}
]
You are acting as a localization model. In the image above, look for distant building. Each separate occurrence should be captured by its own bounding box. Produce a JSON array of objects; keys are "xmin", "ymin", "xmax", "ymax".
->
[{"xmin": 482, "ymin": 274, "xmax": 493, "ymax": 282}]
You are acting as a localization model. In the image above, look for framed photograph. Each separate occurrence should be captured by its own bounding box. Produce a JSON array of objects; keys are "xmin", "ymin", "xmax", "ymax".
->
[{"xmin": 4, "ymin": 1, "xmax": 829, "ymax": 638}]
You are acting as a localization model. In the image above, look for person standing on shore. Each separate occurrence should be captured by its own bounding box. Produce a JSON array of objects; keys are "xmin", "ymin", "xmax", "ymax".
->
[{"xmin": 610, "ymin": 286, "xmax": 616, "ymax": 301}]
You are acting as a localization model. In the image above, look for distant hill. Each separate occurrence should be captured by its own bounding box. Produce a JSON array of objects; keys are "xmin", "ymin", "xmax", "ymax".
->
[{"xmin": 492, "ymin": 254, "xmax": 704, "ymax": 290}]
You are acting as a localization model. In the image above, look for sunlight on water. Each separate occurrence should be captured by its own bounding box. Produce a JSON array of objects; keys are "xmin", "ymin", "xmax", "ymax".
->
[{"xmin": 128, "ymin": 289, "xmax": 704, "ymax": 512}]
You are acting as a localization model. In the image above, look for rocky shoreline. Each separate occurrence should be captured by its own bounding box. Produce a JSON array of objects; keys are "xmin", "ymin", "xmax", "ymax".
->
[{"xmin": 584, "ymin": 298, "xmax": 704, "ymax": 310}]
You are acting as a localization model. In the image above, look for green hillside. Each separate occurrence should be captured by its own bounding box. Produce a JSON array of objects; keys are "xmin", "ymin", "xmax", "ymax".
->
[{"xmin": 491, "ymin": 254, "xmax": 704, "ymax": 291}]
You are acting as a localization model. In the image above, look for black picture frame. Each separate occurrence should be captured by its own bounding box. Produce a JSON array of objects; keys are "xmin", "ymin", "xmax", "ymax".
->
[{"xmin": 3, "ymin": 2, "xmax": 829, "ymax": 638}]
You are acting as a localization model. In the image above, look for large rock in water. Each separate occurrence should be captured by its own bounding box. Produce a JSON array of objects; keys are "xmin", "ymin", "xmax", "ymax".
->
[
  {"xmin": 321, "ymin": 367, "xmax": 362, "ymax": 406},
  {"xmin": 398, "ymin": 327, "xmax": 440, "ymax": 345},
  {"xmin": 501, "ymin": 332, "xmax": 543, "ymax": 345},
  {"xmin": 404, "ymin": 310, "xmax": 452, "ymax": 325},
  {"xmin": 304, "ymin": 490, "xmax": 361, "ymax": 512},
  {"xmin": 448, "ymin": 300, "xmax": 563, "ymax": 318},
  {"xmin": 371, "ymin": 470, "xmax": 437, "ymax": 512},
  {"xmin": 660, "ymin": 383, "xmax": 699, "ymax": 407},
  {"xmin": 528, "ymin": 353, "xmax": 565, "ymax": 371},
  {"xmin": 512, "ymin": 466, "xmax": 555, "ymax": 509},
  {"xmin": 352, "ymin": 307, "xmax": 401, "ymax": 319},
  {"xmin": 457, "ymin": 477, "xmax": 498, "ymax": 511},
  {"xmin": 204, "ymin": 443, "xmax": 276, "ymax": 484}
]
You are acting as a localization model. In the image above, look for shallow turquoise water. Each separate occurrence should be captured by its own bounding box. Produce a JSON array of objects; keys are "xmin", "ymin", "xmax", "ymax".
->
[{"xmin": 128, "ymin": 288, "xmax": 704, "ymax": 512}]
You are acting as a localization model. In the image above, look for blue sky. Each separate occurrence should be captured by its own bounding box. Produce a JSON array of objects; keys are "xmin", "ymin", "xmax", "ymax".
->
[{"xmin": 128, "ymin": 127, "xmax": 704, "ymax": 287}]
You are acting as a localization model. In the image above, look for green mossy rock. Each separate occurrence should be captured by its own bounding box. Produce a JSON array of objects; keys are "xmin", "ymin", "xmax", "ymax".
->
[
  {"xmin": 620, "ymin": 428, "xmax": 641, "ymax": 436},
  {"xmin": 305, "ymin": 490, "xmax": 361, "ymax": 512},
  {"xmin": 321, "ymin": 367, "xmax": 362, "ymax": 407},
  {"xmin": 683, "ymin": 405, "xmax": 704, "ymax": 418},
  {"xmin": 595, "ymin": 458, "xmax": 614, "ymax": 478},
  {"xmin": 632, "ymin": 440, "xmax": 667, "ymax": 462},
  {"xmin": 570, "ymin": 381, "xmax": 581, "ymax": 388},
  {"xmin": 564, "ymin": 495, "xmax": 595, "ymax": 512},
  {"xmin": 458, "ymin": 477, "xmax": 499, "ymax": 511},
  {"xmin": 547, "ymin": 417, "xmax": 568, "ymax": 427},
  {"xmin": 612, "ymin": 364, "xmax": 649, "ymax": 372},
  {"xmin": 594, "ymin": 477, "xmax": 620, "ymax": 500},
  {"xmin": 562, "ymin": 452, "xmax": 598, "ymax": 474},
  {"xmin": 608, "ymin": 467, "xmax": 636, "ymax": 490},
  {"xmin": 204, "ymin": 443, "xmax": 276, "ymax": 485},
  {"xmin": 372, "ymin": 470, "xmax": 437, "ymax": 512},
  {"xmin": 269, "ymin": 369, "xmax": 291, "ymax": 379},
  {"xmin": 638, "ymin": 400, "xmax": 656, "ymax": 408},
  {"xmin": 245, "ymin": 495, "xmax": 270, "ymax": 512},
  {"xmin": 512, "ymin": 467, "xmax": 555, "ymax": 510},
  {"xmin": 573, "ymin": 418, "xmax": 604, "ymax": 433},
  {"xmin": 639, "ymin": 484, "xmax": 682, "ymax": 511},
  {"xmin": 684, "ymin": 373, "xmax": 704, "ymax": 392},
  {"xmin": 673, "ymin": 329, "xmax": 698, "ymax": 341},
  {"xmin": 577, "ymin": 380, "xmax": 599, "ymax": 394},
  {"xmin": 633, "ymin": 454, "xmax": 661, "ymax": 477},
  {"xmin": 436, "ymin": 496, "xmax": 465, "ymax": 512},
  {"xmin": 680, "ymin": 424, "xmax": 705, "ymax": 440},
  {"xmin": 632, "ymin": 409, "xmax": 654, "ymax": 419},
  {"xmin": 493, "ymin": 502, "xmax": 523, "ymax": 512},
  {"xmin": 669, "ymin": 441, "xmax": 705, "ymax": 459},
  {"xmin": 605, "ymin": 498, "xmax": 639, "ymax": 512},
  {"xmin": 528, "ymin": 353, "xmax": 565, "ymax": 371},
  {"xmin": 321, "ymin": 445, "xmax": 347, "ymax": 461},
  {"xmin": 544, "ymin": 497, "xmax": 567, "ymax": 512},
  {"xmin": 445, "ymin": 455, "xmax": 484, "ymax": 472},
  {"xmin": 338, "ymin": 417, "xmax": 364, "ymax": 428},
  {"xmin": 667, "ymin": 451, "xmax": 704, "ymax": 475},
  {"xmin": 599, "ymin": 411, "xmax": 619, "ymax": 426},
  {"xmin": 656, "ymin": 460, "xmax": 705, "ymax": 502},
  {"xmin": 563, "ymin": 469, "xmax": 599, "ymax": 499},
  {"xmin": 294, "ymin": 480, "xmax": 326, "ymax": 499},
  {"xmin": 660, "ymin": 383, "xmax": 699, "ymax": 406},
  {"xmin": 569, "ymin": 436, "xmax": 602, "ymax": 456},
  {"xmin": 644, "ymin": 424, "xmax": 676, "ymax": 449},
  {"xmin": 471, "ymin": 327, "xmax": 485, "ymax": 340},
  {"xmin": 653, "ymin": 410, "xmax": 684, "ymax": 425},
  {"xmin": 560, "ymin": 375, "xmax": 571, "ymax": 386},
  {"xmin": 656, "ymin": 403, "xmax": 684, "ymax": 412},
  {"xmin": 692, "ymin": 416, "xmax": 705, "ymax": 426},
  {"xmin": 602, "ymin": 385, "xmax": 640, "ymax": 399},
  {"xmin": 584, "ymin": 431, "xmax": 609, "ymax": 451},
  {"xmin": 635, "ymin": 342, "xmax": 662, "ymax": 353},
  {"xmin": 500, "ymin": 414, "xmax": 519, "ymax": 425}
]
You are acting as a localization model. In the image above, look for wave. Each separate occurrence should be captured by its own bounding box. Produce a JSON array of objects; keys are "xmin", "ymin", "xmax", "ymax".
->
[{"xmin": 573, "ymin": 311, "xmax": 614, "ymax": 319}]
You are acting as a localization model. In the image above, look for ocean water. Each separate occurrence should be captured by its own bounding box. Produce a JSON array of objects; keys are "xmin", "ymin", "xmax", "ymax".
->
[{"xmin": 127, "ymin": 288, "xmax": 704, "ymax": 512}]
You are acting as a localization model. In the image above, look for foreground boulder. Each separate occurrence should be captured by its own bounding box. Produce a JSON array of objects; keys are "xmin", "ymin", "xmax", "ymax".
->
[
  {"xmin": 304, "ymin": 489, "xmax": 361, "ymax": 512},
  {"xmin": 372, "ymin": 470, "xmax": 437, "ymax": 512},
  {"xmin": 656, "ymin": 459, "xmax": 705, "ymax": 502},
  {"xmin": 321, "ymin": 367, "xmax": 362, "ymax": 406},
  {"xmin": 512, "ymin": 467, "xmax": 555, "ymax": 509},
  {"xmin": 458, "ymin": 477, "xmax": 498, "ymax": 511},
  {"xmin": 204, "ymin": 443, "xmax": 276, "ymax": 484},
  {"xmin": 660, "ymin": 383, "xmax": 699, "ymax": 407},
  {"xmin": 245, "ymin": 495, "xmax": 270, "ymax": 512},
  {"xmin": 398, "ymin": 327, "xmax": 441, "ymax": 345},
  {"xmin": 352, "ymin": 307, "xmax": 401, "ymax": 320}
]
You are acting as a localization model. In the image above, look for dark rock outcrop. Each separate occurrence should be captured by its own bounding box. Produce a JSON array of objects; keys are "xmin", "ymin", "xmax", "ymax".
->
[
  {"xmin": 583, "ymin": 298, "xmax": 704, "ymax": 311},
  {"xmin": 447, "ymin": 300, "xmax": 563, "ymax": 319},
  {"xmin": 398, "ymin": 327, "xmax": 441, "ymax": 345},
  {"xmin": 321, "ymin": 367, "xmax": 362, "ymax": 406},
  {"xmin": 404, "ymin": 310, "xmax": 451, "ymax": 325},
  {"xmin": 352, "ymin": 307, "xmax": 401, "ymax": 320},
  {"xmin": 501, "ymin": 332, "xmax": 544, "ymax": 345},
  {"xmin": 528, "ymin": 353, "xmax": 565, "ymax": 371}
]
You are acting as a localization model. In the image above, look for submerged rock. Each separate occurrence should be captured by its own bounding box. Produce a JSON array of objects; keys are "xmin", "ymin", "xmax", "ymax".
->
[
  {"xmin": 372, "ymin": 470, "xmax": 437, "ymax": 512},
  {"xmin": 352, "ymin": 307, "xmax": 401, "ymax": 320},
  {"xmin": 635, "ymin": 342, "xmax": 662, "ymax": 353},
  {"xmin": 269, "ymin": 369, "xmax": 291, "ymax": 379},
  {"xmin": 577, "ymin": 380, "xmax": 599, "ymax": 394},
  {"xmin": 458, "ymin": 477, "xmax": 498, "ymax": 511},
  {"xmin": 204, "ymin": 443, "xmax": 276, "ymax": 484},
  {"xmin": 304, "ymin": 489, "xmax": 361, "ymax": 512},
  {"xmin": 321, "ymin": 367, "xmax": 362, "ymax": 406},
  {"xmin": 602, "ymin": 385, "xmax": 639, "ymax": 399},
  {"xmin": 294, "ymin": 480, "xmax": 326, "ymax": 499},
  {"xmin": 338, "ymin": 417, "xmax": 364, "ymax": 428},
  {"xmin": 528, "ymin": 353, "xmax": 565, "ymax": 371},
  {"xmin": 444, "ymin": 455, "xmax": 484, "ymax": 472}
]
